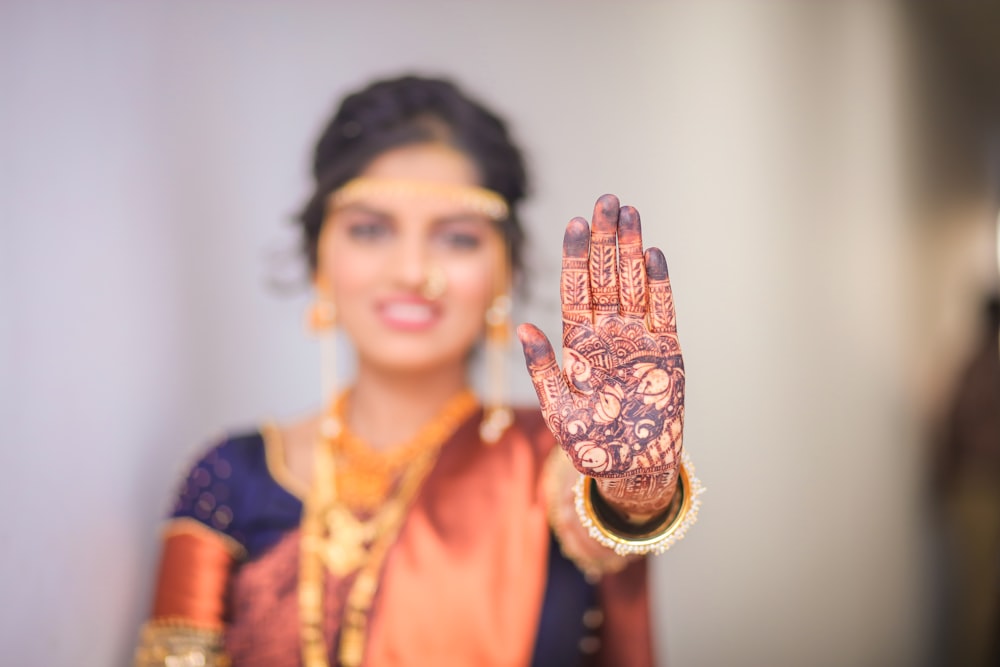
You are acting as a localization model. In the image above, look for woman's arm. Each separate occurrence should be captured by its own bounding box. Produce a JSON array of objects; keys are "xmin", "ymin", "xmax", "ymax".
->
[
  {"xmin": 134, "ymin": 441, "xmax": 249, "ymax": 667},
  {"xmin": 521, "ymin": 195, "xmax": 701, "ymax": 566},
  {"xmin": 135, "ymin": 521, "xmax": 237, "ymax": 667}
]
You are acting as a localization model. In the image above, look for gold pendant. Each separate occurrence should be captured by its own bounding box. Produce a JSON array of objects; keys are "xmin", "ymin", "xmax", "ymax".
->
[
  {"xmin": 320, "ymin": 505, "xmax": 375, "ymax": 577},
  {"xmin": 319, "ymin": 501, "xmax": 407, "ymax": 577}
]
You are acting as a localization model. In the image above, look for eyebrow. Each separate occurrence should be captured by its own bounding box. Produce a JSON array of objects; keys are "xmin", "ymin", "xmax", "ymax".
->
[
  {"xmin": 333, "ymin": 203, "xmax": 493, "ymax": 228},
  {"xmin": 433, "ymin": 212, "xmax": 494, "ymax": 228},
  {"xmin": 332, "ymin": 202, "xmax": 392, "ymax": 218}
]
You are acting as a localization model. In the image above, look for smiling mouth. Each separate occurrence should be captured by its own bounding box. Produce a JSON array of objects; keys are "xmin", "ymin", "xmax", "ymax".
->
[{"xmin": 378, "ymin": 300, "xmax": 440, "ymax": 330}]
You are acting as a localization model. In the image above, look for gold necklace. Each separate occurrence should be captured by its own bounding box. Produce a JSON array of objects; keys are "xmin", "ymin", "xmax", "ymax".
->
[
  {"xmin": 332, "ymin": 393, "xmax": 459, "ymax": 514},
  {"xmin": 299, "ymin": 389, "xmax": 478, "ymax": 667}
]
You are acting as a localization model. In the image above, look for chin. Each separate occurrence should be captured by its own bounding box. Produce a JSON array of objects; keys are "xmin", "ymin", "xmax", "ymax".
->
[
  {"xmin": 358, "ymin": 341, "xmax": 467, "ymax": 374},
  {"xmin": 369, "ymin": 356, "xmax": 463, "ymax": 376}
]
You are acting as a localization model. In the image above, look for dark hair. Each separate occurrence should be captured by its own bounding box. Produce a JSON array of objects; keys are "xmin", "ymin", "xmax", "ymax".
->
[
  {"xmin": 297, "ymin": 75, "xmax": 528, "ymax": 278},
  {"xmin": 984, "ymin": 294, "xmax": 1000, "ymax": 334}
]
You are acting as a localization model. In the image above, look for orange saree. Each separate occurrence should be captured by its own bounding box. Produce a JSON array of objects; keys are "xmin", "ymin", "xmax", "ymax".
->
[{"xmin": 140, "ymin": 409, "xmax": 654, "ymax": 666}]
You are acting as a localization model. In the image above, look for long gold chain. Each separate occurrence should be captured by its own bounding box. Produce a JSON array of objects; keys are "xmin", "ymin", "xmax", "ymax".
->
[{"xmin": 299, "ymin": 389, "xmax": 478, "ymax": 667}]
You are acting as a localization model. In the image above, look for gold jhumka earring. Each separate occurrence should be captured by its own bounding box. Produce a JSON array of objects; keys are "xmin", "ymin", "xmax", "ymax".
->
[
  {"xmin": 480, "ymin": 243, "xmax": 513, "ymax": 444},
  {"xmin": 307, "ymin": 289, "xmax": 341, "ymax": 439}
]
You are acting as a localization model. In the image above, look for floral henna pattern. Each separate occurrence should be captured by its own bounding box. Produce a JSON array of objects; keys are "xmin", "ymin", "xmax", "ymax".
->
[
  {"xmin": 525, "ymin": 318, "xmax": 685, "ymax": 478},
  {"xmin": 519, "ymin": 195, "xmax": 685, "ymax": 503}
]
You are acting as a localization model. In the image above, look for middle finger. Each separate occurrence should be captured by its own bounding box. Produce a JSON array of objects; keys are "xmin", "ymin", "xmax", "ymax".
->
[{"xmin": 589, "ymin": 194, "xmax": 621, "ymax": 323}]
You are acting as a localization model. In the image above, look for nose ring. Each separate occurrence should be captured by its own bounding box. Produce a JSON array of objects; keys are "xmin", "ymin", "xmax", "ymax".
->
[{"xmin": 421, "ymin": 265, "xmax": 447, "ymax": 300}]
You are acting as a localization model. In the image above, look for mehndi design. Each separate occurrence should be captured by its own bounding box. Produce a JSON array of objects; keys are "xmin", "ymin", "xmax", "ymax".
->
[{"xmin": 518, "ymin": 195, "xmax": 685, "ymax": 520}]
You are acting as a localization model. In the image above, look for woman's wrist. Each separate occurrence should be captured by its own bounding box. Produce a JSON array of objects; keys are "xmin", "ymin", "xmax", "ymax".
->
[
  {"xmin": 593, "ymin": 469, "xmax": 678, "ymax": 524},
  {"xmin": 574, "ymin": 452, "xmax": 704, "ymax": 557}
]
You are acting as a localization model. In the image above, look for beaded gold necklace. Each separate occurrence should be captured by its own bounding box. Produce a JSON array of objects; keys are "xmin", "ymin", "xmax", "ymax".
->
[{"xmin": 299, "ymin": 389, "xmax": 479, "ymax": 667}]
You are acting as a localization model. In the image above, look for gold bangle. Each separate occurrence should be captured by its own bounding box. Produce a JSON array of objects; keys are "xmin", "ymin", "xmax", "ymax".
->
[
  {"xmin": 574, "ymin": 451, "xmax": 704, "ymax": 557},
  {"xmin": 133, "ymin": 619, "xmax": 230, "ymax": 667}
]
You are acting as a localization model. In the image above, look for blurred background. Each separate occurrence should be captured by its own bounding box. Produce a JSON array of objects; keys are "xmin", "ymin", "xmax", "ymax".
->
[{"xmin": 2, "ymin": 2, "xmax": 998, "ymax": 666}]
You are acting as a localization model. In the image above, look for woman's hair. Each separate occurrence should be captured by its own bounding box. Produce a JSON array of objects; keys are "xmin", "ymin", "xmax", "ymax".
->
[{"xmin": 297, "ymin": 75, "xmax": 529, "ymax": 278}]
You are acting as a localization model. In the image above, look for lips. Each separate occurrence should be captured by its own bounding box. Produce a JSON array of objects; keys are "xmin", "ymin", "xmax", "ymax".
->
[{"xmin": 376, "ymin": 297, "xmax": 441, "ymax": 331}]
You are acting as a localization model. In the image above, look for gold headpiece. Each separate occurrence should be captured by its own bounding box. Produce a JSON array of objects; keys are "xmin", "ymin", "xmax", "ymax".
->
[{"xmin": 328, "ymin": 178, "xmax": 510, "ymax": 221}]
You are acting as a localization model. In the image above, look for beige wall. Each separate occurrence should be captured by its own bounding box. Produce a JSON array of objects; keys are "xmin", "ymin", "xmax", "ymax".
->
[{"xmin": 3, "ymin": 2, "xmax": 994, "ymax": 665}]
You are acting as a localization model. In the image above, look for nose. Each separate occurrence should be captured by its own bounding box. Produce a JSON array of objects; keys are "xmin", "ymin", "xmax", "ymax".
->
[{"xmin": 388, "ymin": 230, "xmax": 431, "ymax": 292}]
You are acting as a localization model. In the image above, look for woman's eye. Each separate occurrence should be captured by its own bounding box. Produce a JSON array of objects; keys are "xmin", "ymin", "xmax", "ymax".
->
[
  {"xmin": 346, "ymin": 220, "xmax": 391, "ymax": 241},
  {"xmin": 439, "ymin": 231, "xmax": 482, "ymax": 250}
]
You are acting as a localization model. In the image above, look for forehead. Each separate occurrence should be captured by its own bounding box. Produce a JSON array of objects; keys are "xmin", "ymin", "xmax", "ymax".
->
[
  {"xmin": 328, "ymin": 143, "xmax": 508, "ymax": 223},
  {"xmin": 361, "ymin": 143, "xmax": 480, "ymax": 186}
]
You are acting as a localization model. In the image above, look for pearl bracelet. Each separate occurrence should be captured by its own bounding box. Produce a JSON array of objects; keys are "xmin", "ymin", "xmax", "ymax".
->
[{"xmin": 574, "ymin": 451, "xmax": 704, "ymax": 557}]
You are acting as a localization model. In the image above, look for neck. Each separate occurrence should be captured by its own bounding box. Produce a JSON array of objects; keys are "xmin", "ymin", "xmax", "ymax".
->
[{"xmin": 343, "ymin": 361, "xmax": 471, "ymax": 451}]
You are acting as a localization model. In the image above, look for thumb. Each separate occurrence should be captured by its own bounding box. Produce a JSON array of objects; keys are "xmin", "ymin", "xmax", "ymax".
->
[{"xmin": 517, "ymin": 323, "xmax": 571, "ymax": 413}]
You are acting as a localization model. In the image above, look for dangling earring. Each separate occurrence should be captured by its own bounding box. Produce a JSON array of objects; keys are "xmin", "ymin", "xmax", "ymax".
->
[
  {"xmin": 308, "ymin": 293, "xmax": 341, "ymax": 439},
  {"xmin": 480, "ymin": 245, "xmax": 513, "ymax": 444}
]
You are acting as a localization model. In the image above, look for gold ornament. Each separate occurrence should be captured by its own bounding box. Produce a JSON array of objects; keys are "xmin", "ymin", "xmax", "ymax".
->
[
  {"xmin": 481, "ymin": 241, "xmax": 513, "ymax": 444},
  {"xmin": 308, "ymin": 292, "xmax": 339, "ymax": 425},
  {"xmin": 299, "ymin": 389, "xmax": 478, "ymax": 667},
  {"xmin": 307, "ymin": 299, "xmax": 337, "ymax": 332},
  {"xmin": 574, "ymin": 451, "xmax": 704, "ymax": 557},
  {"xmin": 133, "ymin": 619, "xmax": 229, "ymax": 667},
  {"xmin": 328, "ymin": 178, "xmax": 509, "ymax": 222},
  {"xmin": 421, "ymin": 264, "xmax": 447, "ymax": 301}
]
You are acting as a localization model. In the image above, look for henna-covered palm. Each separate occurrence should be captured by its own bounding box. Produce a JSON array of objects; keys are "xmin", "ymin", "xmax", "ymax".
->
[{"xmin": 518, "ymin": 195, "xmax": 684, "ymax": 483}]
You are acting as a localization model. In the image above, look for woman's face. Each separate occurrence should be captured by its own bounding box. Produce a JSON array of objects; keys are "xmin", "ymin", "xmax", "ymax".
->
[{"xmin": 316, "ymin": 143, "xmax": 507, "ymax": 376}]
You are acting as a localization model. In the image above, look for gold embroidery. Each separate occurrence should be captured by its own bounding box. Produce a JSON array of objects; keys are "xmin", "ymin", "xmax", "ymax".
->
[
  {"xmin": 260, "ymin": 421, "xmax": 311, "ymax": 500},
  {"xmin": 161, "ymin": 517, "xmax": 247, "ymax": 561}
]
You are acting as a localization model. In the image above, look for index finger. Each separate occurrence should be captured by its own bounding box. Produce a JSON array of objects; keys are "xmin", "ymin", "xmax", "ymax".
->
[
  {"xmin": 645, "ymin": 247, "xmax": 678, "ymax": 339},
  {"xmin": 560, "ymin": 217, "xmax": 592, "ymax": 326}
]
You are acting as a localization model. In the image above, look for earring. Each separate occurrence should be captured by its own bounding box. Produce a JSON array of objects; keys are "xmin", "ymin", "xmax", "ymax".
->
[
  {"xmin": 421, "ymin": 265, "xmax": 447, "ymax": 301},
  {"xmin": 480, "ymin": 246, "xmax": 513, "ymax": 443},
  {"xmin": 308, "ymin": 299, "xmax": 337, "ymax": 331},
  {"xmin": 308, "ymin": 297, "xmax": 341, "ymax": 439}
]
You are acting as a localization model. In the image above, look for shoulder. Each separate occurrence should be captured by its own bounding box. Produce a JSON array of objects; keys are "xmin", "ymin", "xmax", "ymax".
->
[
  {"xmin": 172, "ymin": 429, "xmax": 265, "ymax": 490},
  {"xmin": 167, "ymin": 426, "xmax": 303, "ymax": 553},
  {"xmin": 168, "ymin": 430, "xmax": 266, "ymax": 523}
]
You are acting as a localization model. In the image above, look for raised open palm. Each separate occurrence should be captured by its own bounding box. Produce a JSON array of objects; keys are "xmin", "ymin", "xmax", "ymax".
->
[{"xmin": 518, "ymin": 195, "xmax": 684, "ymax": 481}]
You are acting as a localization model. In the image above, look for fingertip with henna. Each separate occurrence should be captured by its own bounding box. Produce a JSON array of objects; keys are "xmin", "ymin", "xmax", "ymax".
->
[
  {"xmin": 563, "ymin": 218, "xmax": 590, "ymax": 257},
  {"xmin": 516, "ymin": 323, "xmax": 555, "ymax": 366},
  {"xmin": 617, "ymin": 206, "xmax": 642, "ymax": 244},
  {"xmin": 644, "ymin": 248, "xmax": 669, "ymax": 280},
  {"xmin": 592, "ymin": 194, "xmax": 621, "ymax": 232}
]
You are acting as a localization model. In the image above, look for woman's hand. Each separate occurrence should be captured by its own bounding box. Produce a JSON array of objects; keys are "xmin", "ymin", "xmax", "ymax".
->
[{"xmin": 518, "ymin": 195, "xmax": 684, "ymax": 493}]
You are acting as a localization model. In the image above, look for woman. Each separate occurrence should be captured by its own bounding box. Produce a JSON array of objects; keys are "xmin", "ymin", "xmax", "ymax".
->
[{"xmin": 135, "ymin": 75, "xmax": 700, "ymax": 667}]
